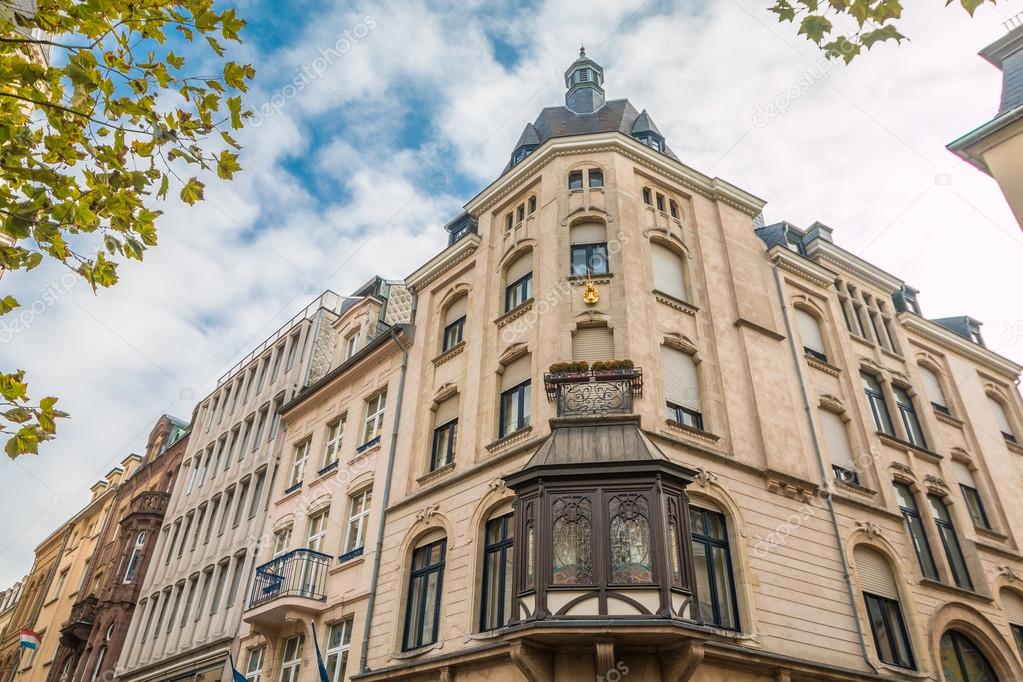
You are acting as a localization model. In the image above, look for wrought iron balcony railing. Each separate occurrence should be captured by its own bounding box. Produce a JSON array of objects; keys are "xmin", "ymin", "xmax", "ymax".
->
[
  {"xmin": 544, "ymin": 367, "xmax": 643, "ymax": 417},
  {"xmin": 248, "ymin": 548, "xmax": 330, "ymax": 609}
]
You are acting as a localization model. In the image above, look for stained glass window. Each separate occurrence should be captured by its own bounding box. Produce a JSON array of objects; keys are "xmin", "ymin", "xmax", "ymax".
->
[
  {"xmin": 552, "ymin": 496, "xmax": 593, "ymax": 585},
  {"xmin": 608, "ymin": 494, "xmax": 653, "ymax": 584},
  {"xmin": 940, "ymin": 631, "xmax": 998, "ymax": 682},
  {"xmin": 667, "ymin": 497, "xmax": 684, "ymax": 586},
  {"xmin": 523, "ymin": 499, "xmax": 536, "ymax": 591}
]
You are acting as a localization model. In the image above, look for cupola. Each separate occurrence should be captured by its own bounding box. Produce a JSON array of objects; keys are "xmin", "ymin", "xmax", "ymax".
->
[{"xmin": 564, "ymin": 46, "xmax": 605, "ymax": 114}]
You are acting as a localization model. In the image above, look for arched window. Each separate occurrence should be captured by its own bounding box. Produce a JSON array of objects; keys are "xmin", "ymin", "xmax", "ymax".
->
[
  {"xmin": 819, "ymin": 408, "xmax": 857, "ymax": 484},
  {"xmin": 89, "ymin": 647, "xmax": 106, "ymax": 682},
  {"xmin": 572, "ymin": 325, "xmax": 613, "ymax": 363},
  {"xmin": 441, "ymin": 296, "xmax": 467, "ymax": 352},
  {"xmin": 794, "ymin": 308, "xmax": 827, "ymax": 363},
  {"xmin": 504, "ymin": 252, "xmax": 532, "ymax": 313},
  {"xmin": 650, "ymin": 242, "xmax": 687, "ymax": 302},
  {"xmin": 853, "ymin": 545, "xmax": 914, "ymax": 669},
  {"xmin": 689, "ymin": 503, "xmax": 738, "ymax": 630},
  {"xmin": 661, "ymin": 345, "xmax": 702, "ymax": 430},
  {"xmin": 608, "ymin": 494, "xmax": 653, "ymax": 584},
  {"xmin": 479, "ymin": 512, "xmax": 513, "ymax": 632},
  {"xmin": 570, "ymin": 221, "xmax": 608, "ymax": 276},
  {"xmin": 402, "ymin": 534, "xmax": 446, "ymax": 651},
  {"xmin": 499, "ymin": 354, "xmax": 531, "ymax": 438},
  {"xmin": 987, "ymin": 394, "xmax": 1017, "ymax": 444},
  {"xmin": 919, "ymin": 364, "xmax": 949, "ymax": 415},
  {"xmin": 552, "ymin": 496, "xmax": 593, "ymax": 585},
  {"xmin": 58, "ymin": 655, "xmax": 74, "ymax": 682},
  {"xmin": 430, "ymin": 394, "xmax": 458, "ymax": 472},
  {"xmin": 123, "ymin": 530, "xmax": 147, "ymax": 583},
  {"xmin": 940, "ymin": 630, "xmax": 998, "ymax": 682},
  {"xmin": 1001, "ymin": 588, "xmax": 1023, "ymax": 659}
]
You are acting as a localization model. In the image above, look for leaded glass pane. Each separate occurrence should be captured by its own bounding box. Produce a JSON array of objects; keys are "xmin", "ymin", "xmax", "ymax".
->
[
  {"xmin": 609, "ymin": 494, "xmax": 653, "ymax": 584},
  {"xmin": 552, "ymin": 496, "xmax": 593, "ymax": 585}
]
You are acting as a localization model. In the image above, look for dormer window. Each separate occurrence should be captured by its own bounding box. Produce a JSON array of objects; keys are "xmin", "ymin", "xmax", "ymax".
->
[
  {"xmin": 636, "ymin": 134, "xmax": 663, "ymax": 151},
  {"xmin": 568, "ymin": 171, "xmax": 584, "ymax": 190}
]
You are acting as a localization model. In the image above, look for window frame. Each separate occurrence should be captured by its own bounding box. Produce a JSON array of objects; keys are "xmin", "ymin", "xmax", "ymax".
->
[
  {"xmin": 893, "ymin": 386, "xmax": 927, "ymax": 449},
  {"xmin": 862, "ymin": 372, "xmax": 896, "ymax": 436},
  {"xmin": 244, "ymin": 647, "xmax": 264, "ymax": 682},
  {"xmin": 959, "ymin": 482, "xmax": 991, "ymax": 531},
  {"xmin": 430, "ymin": 419, "xmax": 457, "ymax": 472},
  {"xmin": 324, "ymin": 620, "xmax": 353, "ymax": 682},
  {"xmin": 402, "ymin": 538, "xmax": 447, "ymax": 651},
  {"xmin": 123, "ymin": 531, "xmax": 146, "ymax": 583},
  {"xmin": 570, "ymin": 242, "xmax": 609, "ymax": 277},
  {"xmin": 479, "ymin": 514, "xmax": 513, "ymax": 632},
  {"xmin": 568, "ymin": 171, "xmax": 583, "ymax": 190},
  {"xmin": 442, "ymin": 316, "xmax": 465, "ymax": 352},
  {"xmin": 893, "ymin": 482, "xmax": 939, "ymax": 581},
  {"xmin": 666, "ymin": 401, "xmax": 703, "ymax": 431},
  {"xmin": 342, "ymin": 488, "xmax": 372, "ymax": 557},
  {"xmin": 362, "ymin": 391, "xmax": 387, "ymax": 444},
  {"xmin": 499, "ymin": 380, "xmax": 531, "ymax": 438},
  {"xmin": 689, "ymin": 506, "xmax": 740, "ymax": 631},
  {"xmin": 927, "ymin": 494, "xmax": 973, "ymax": 590},
  {"xmin": 504, "ymin": 272, "xmax": 532, "ymax": 313},
  {"xmin": 863, "ymin": 592, "xmax": 915, "ymax": 669},
  {"xmin": 322, "ymin": 416, "xmax": 346, "ymax": 469},
  {"xmin": 289, "ymin": 439, "xmax": 310, "ymax": 488},
  {"xmin": 278, "ymin": 635, "xmax": 303, "ymax": 682}
]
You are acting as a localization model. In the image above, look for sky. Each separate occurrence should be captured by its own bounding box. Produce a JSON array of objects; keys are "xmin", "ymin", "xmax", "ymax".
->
[{"xmin": 2, "ymin": 0, "xmax": 1023, "ymax": 586}]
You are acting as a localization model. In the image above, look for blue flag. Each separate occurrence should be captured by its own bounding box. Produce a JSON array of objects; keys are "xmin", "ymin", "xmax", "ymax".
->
[
  {"xmin": 227, "ymin": 651, "xmax": 247, "ymax": 682},
  {"xmin": 310, "ymin": 620, "xmax": 330, "ymax": 682}
]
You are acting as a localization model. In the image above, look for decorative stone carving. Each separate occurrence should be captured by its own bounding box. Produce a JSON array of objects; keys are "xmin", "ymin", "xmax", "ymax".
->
[{"xmin": 855, "ymin": 521, "xmax": 883, "ymax": 539}]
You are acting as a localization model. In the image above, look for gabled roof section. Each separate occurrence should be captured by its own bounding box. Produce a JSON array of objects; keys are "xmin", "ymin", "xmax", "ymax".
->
[
  {"xmin": 513, "ymin": 122, "xmax": 541, "ymax": 148},
  {"xmin": 631, "ymin": 109, "xmax": 662, "ymax": 136}
]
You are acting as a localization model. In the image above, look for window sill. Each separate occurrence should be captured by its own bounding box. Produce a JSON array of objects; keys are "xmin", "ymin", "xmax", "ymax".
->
[
  {"xmin": 664, "ymin": 419, "xmax": 720, "ymax": 444},
  {"xmin": 832, "ymin": 478, "xmax": 876, "ymax": 498},
  {"xmin": 317, "ymin": 460, "xmax": 339, "ymax": 478},
  {"xmin": 1004, "ymin": 438, "xmax": 1023, "ymax": 456},
  {"xmin": 391, "ymin": 641, "xmax": 443, "ymax": 660},
  {"xmin": 494, "ymin": 299, "xmax": 534, "ymax": 329},
  {"xmin": 918, "ymin": 577, "xmax": 991, "ymax": 603},
  {"xmin": 880, "ymin": 347, "xmax": 904, "ymax": 362},
  {"xmin": 357, "ymin": 436, "xmax": 382, "ymax": 454},
  {"xmin": 805, "ymin": 354, "xmax": 841, "ymax": 376},
  {"xmin": 876, "ymin": 432, "xmax": 942, "ymax": 461},
  {"xmin": 568, "ymin": 273, "xmax": 612, "ymax": 284},
  {"xmin": 284, "ymin": 481, "xmax": 303, "ymax": 495},
  {"xmin": 432, "ymin": 341, "xmax": 466, "ymax": 367},
  {"xmin": 417, "ymin": 462, "xmax": 455, "ymax": 485},
  {"xmin": 275, "ymin": 484, "xmax": 304, "ymax": 506},
  {"xmin": 974, "ymin": 526, "xmax": 1008, "ymax": 543},
  {"xmin": 652, "ymin": 289, "xmax": 698, "ymax": 316},
  {"xmin": 933, "ymin": 410, "xmax": 964, "ymax": 429},
  {"xmin": 485, "ymin": 426, "xmax": 533, "ymax": 453}
]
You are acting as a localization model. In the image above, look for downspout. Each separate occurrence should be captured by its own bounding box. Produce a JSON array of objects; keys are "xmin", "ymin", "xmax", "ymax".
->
[
  {"xmin": 359, "ymin": 291, "xmax": 417, "ymax": 674},
  {"xmin": 771, "ymin": 260, "xmax": 877, "ymax": 672}
]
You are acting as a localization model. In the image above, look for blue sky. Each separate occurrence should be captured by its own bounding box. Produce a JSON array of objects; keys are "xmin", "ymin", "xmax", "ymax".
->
[{"xmin": 2, "ymin": 0, "xmax": 1023, "ymax": 586}]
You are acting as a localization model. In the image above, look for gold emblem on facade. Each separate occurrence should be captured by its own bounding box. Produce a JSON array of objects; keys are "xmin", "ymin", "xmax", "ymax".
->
[{"xmin": 582, "ymin": 281, "xmax": 599, "ymax": 305}]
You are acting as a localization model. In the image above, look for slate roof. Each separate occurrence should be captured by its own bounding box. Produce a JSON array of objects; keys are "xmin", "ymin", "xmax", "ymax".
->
[
  {"xmin": 981, "ymin": 21, "xmax": 1023, "ymax": 116},
  {"xmin": 631, "ymin": 109, "xmax": 662, "ymax": 136},
  {"xmin": 503, "ymin": 99, "xmax": 679, "ymax": 174},
  {"xmin": 932, "ymin": 316, "xmax": 984, "ymax": 345}
]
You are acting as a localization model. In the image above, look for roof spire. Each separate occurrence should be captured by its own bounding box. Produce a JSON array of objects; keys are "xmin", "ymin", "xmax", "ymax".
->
[{"xmin": 579, "ymin": 45, "xmax": 586, "ymax": 59}]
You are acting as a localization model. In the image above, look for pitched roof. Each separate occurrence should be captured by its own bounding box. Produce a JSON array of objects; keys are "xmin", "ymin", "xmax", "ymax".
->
[
  {"xmin": 524, "ymin": 418, "xmax": 669, "ymax": 468},
  {"xmin": 631, "ymin": 109, "xmax": 662, "ymax": 136}
]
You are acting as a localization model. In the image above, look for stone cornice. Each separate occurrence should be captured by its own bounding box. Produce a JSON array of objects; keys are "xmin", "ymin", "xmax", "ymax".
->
[
  {"xmin": 804, "ymin": 240, "xmax": 903, "ymax": 294},
  {"xmin": 406, "ymin": 233, "xmax": 480, "ymax": 292},
  {"xmin": 464, "ymin": 132, "xmax": 767, "ymax": 218},
  {"xmin": 899, "ymin": 313, "xmax": 1022, "ymax": 378},
  {"xmin": 770, "ymin": 247, "xmax": 835, "ymax": 289}
]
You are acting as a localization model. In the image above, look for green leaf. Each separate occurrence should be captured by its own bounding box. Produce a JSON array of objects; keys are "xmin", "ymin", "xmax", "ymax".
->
[
  {"xmin": 180, "ymin": 178, "xmax": 205, "ymax": 205},
  {"xmin": 798, "ymin": 14, "xmax": 833, "ymax": 44},
  {"xmin": 216, "ymin": 151, "xmax": 241, "ymax": 179},
  {"xmin": 0, "ymin": 296, "xmax": 18, "ymax": 314}
]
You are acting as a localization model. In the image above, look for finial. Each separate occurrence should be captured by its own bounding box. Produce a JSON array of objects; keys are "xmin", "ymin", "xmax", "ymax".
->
[{"xmin": 579, "ymin": 45, "xmax": 586, "ymax": 59}]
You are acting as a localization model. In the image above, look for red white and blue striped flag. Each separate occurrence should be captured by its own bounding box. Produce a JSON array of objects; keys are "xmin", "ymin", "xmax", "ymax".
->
[{"xmin": 19, "ymin": 629, "xmax": 40, "ymax": 650}]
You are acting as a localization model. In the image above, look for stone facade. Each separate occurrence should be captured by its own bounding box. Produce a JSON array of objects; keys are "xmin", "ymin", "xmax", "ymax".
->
[{"xmin": 44, "ymin": 416, "xmax": 188, "ymax": 682}]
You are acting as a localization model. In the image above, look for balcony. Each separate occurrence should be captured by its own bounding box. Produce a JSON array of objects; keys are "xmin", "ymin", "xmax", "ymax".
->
[
  {"xmin": 126, "ymin": 490, "xmax": 170, "ymax": 517},
  {"xmin": 544, "ymin": 364, "xmax": 643, "ymax": 418},
  {"xmin": 244, "ymin": 549, "xmax": 330, "ymax": 627},
  {"xmin": 59, "ymin": 595, "xmax": 97, "ymax": 648}
]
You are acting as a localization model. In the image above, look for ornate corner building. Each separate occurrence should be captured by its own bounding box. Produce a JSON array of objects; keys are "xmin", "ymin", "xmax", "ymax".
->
[{"xmin": 203, "ymin": 50, "xmax": 1023, "ymax": 682}]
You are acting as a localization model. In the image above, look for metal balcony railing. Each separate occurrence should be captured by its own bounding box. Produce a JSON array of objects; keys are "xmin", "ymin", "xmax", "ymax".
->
[
  {"xmin": 544, "ymin": 368, "xmax": 643, "ymax": 417},
  {"xmin": 248, "ymin": 549, "xmax": 330, "ymax": 609}
]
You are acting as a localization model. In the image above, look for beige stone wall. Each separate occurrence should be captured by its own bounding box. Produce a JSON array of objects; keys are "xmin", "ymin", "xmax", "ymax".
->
[{"xmin": 980, "ymin": 120, "xmax": 1023, "ymax": 230}]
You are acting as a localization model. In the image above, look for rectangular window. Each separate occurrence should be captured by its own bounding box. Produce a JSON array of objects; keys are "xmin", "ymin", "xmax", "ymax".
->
[
  {"xmin": 194, "ymin": 568, "xmax": 213, "ymax": 621},
  {"xmin": 480, "ymin": 515, "xmax": 513, "ymax": 632},
  {"xmin": 689, "ymin": 507, "xmax": 739, "ymax": 630},
  {"xmin": 240, "ymin": 416, "xmax": 254, "ymax": 460},
  {"xmin": 504, "ymin": 273, "xmax": 532, "ymax": 313},
  {"xmin": 568, "ymin": 171, "xmax": 583, "ymax": 190},
  {"xmin": 167, "ymin": 582, "xmax": 184, "ymax": 632},
  {"xmin": 278, "ymin": 636, "xmax": 303, "ymax": 682},
  {"xmin": 862, "ymin": 372, "xmax": 895, "ymax": 436},
  {"xmin": 209, "ymin": 561, "xmax": 229, "ymax": 614},
  {"xmin": 273, "ymin": 526, "xmax": 292, "ymax": 557},
  {"xmin": 166, "ymin": 520, "xmax": 181, "ymax": 564},
  {"xmin": 928, "ymin": 495, "xmax": 972, "ymax": 590},
  {"xmin": 123, "ymin": 531, "xmax": 145, "ymax": 583},
  {"xmin": 588, "ymin": 169, "xmax": 603, "ymax": 187},
  {"xmin": 141, "ymin": 595, "xmax": 159, "ymax": 642},
  {"xmin": 655, "ymin": 193, "xmax": 665, "ymax": 212},
  {"xmin": 244, "ymin": 647, "xmax": 264, "ymax": 682},
  {"xmin": 516, "ymin": 204, "xmax": 525, "ymax": 223},
  {"xmin": 322, "ymin": 416, "xmax": 345, "ymax": 469},
  {"xmin": 252, "ymin": 406, "xmax": 269, "ymax": 452},
  {"xmin": 402, "ymin": 539, "xmax": 446, "ymax": 651},
  {"xmin": 324, "ymin": 621, "xmax": 352, "ymax": 682},
  {"xmin": 430, "ymin": 420, "xmax": 457, "ymax": 471},
  {"xmin": 362, "ymin": 391, "xmax": 387, "ymax": 444},
  {"xmin": 248, "ymin": 469, "xmax": 267, "ymax": 518},
  {"xmin": 662, "ymin": 345, "xmax": 703, "ymax": 429},
  {"xmin": 893, "ymin": 483, "xmax": 938, "ymax": 580},
  {"xmin": 960, "ymin": 484, "xmax": 990, "ymax": 530},
  {"xmin": 642, "ymin": 187, "xmax": 652, "ymax": 205},
  {"xmin": 227, "ymin": 427, "xmax": 241, "ymax": 467},
  {"xmin": 219, "ymin": 489, "xmax": 234, "ymax": 536},
  {"xmin": 256, "ymin": 355, "xmax": 271, "ymax": 393},
  {"xmin": 499, "ymin": 381, "xmax": 531, "ymax": 438},
  {"xmin": 290, "ymin": 440, "xmax": 309, "ymax": 487},
  {"xmin": 204, "ymin": 398, "xmax": 217, "ymax": 431},
  {"xmin": 285, "ymin": 332, "xmax": 301, "ymax": 371},
  {"xmin": 1013, "ymin": 625, "xmax": 1023, "ymax": 662},
  {"xmin": 191, "ymin": 505, "xmax": 206, "ymax": 551},
  {"xmin": 342, "ymin": 488, "xmax": 372, "ymax": 558},
  {"xmin": 894, "ymin": 387, "xmax": 926, "ymax": 449},
  {"xmin": 864, "ymin": 593, "xmax": 915, "ymax": 669},
  {"xmin": 270, "ymin": 343, "xmax": 285, "ymax": 381},
  {"xmin": 211, "ymin": 437, "xmax": 226, "ymax": 478},
  {"xmin": 205, "ymin": 497, "xmax": 220, "ymax": 544},
  {"xmin": 344, "ymin": 333, "xmax": 359, "ymax": 360},
  {"xmin": 666, "ymin": 402, "xmax": 703, "ymax": 431},
  {"xmin": 243, "ymin": 367, "xmax": 257, "ymax": 403},
  {"xmin": 442, "ymin": 317, "xmax": 465, "ymax": 352},
  {"xmin": 185, "ymin": 458, "xmax": 199, "ymax": 495},
  {"xmin": 268, "ymin": 395, "xmax": 284, "ymax": 441},
  {"xmin": 225, "ymin": 552, "xmax": 246, "ymax": 608},
  {"xmin": 178, "ymin": 513, "xmax": 193, "ymax": 558},
  {"xmin": 570, "ymin": 243, "xmax": 609, "ymax": 276},
  {"xmin": 528, "ymin": 196, "xmax": 536, "ymax": 214},
  {"xmin": 233, "ymin": 480, "xmax": 250, "ymax": 528}
]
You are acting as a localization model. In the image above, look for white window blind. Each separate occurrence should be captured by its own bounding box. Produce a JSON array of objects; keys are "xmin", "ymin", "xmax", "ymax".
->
[
  {"xmin": 919, "ymin": 366, "xmax": 946, "ymax": 408},
  {"xmin": 501, "ymin": 355, "xmax": 531, "ymax": 391},
  {"xmin": 795, "ymin": 309, "xmax": 826, "ymax": 355},
  {"xmin": 506, "ymin": 253, "xmax": 532, "ymax": 283},
  {"xmin": 572, "ymin": 327, "xmax": 614, "ymax": 362},
  {"xmin": 988, "ymin": 396, "xmax": 1015, "ymax": 435},
  {"xmin": 820, "ymin": 410, "xmax": 855, "ymax": 471},
  {"xmin": 651, "ymin": 243, "xmax": 686, "ymax": 301},
  {"xmin": 434, "ymin": 395, "xmax": 458, "ymax": 426},
  {"xmin": 1002, "ymin": 589, "xmax": 1023, "ymax": 625},
  {"xmin": 444, "ymin": 296, "xmax": 467, "ymax": 325},
  {"xmin": 661, "ymin": 346, "xmax": 700, "ymax": 410},
  {"xmin": 570, "ymin": 221, "xmax": 607, "ymax": 245},
  {"xmin": 854, "ymin": 546, "xmax": 898, "ymax": 600},
  {"xmin": 952, "ymin": 460, "xmax": 976, "ymax": 488}
]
